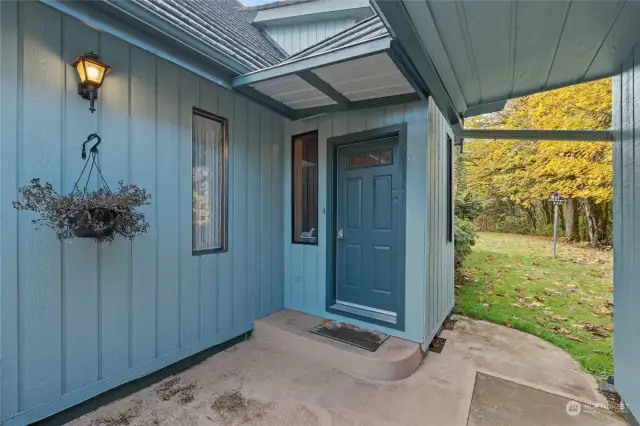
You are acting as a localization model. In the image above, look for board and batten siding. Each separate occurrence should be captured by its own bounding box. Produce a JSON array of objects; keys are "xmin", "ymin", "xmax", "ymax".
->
[
  {"xmin": 265, "ymin": 18, "xmax": 356, "ymax": 55},
  {"xmin": 612, "ymin": 44, "xmax": 640, "ymax": 420},
  {"xmin": 424, "ymin": 98, "xmax": 455, "ymax": 344},
  {"xmin": 283, "ymin": 103, "xmax": 431, "ymax": 344},
  {"xmin": 0, "ymin": 2, "xmax": 285, "ymax": 424}
]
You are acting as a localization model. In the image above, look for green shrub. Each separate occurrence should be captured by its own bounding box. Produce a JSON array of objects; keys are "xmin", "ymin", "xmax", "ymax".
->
[
  {"xmin": 454, "ymin": 216, "xmax": 478, "ymax": 267},
  {"xmin": 455, "ymin": 190, "xmax": 485, "ymax": 222}
]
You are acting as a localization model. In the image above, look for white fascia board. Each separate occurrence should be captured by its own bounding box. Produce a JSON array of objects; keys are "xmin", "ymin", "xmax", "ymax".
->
[{"xmin": 254, "ymin": 0, "xmax": 372, "ymax": 26}]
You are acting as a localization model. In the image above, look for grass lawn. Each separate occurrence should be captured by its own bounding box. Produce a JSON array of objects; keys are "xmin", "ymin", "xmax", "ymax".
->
[{"xmin": 456, "ymin": 232, "xmax": 613, "ymax": 381}]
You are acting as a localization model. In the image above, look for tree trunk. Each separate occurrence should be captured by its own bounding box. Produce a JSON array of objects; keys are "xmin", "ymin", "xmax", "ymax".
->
[
  {"xmin": 572, "ymin": 199, "xmax": 581, "ymax": 241},
  {"xmin": 563, "ymin": 199, "xmax": 580, "ymax": 241},
  {"xmin": 597, "ymin": 202, "xmax": 610, "ymax": 245},
  {"xmin": 541, "ymin": 201, "xmax": 553, "ymax": 225},
  {"xmin": 523, "ymin": 206, "xmax": 538, "ymax": 230},
  {"xmin": 584, "ymin": 199, "xmax": 606, "ymax": 247}
]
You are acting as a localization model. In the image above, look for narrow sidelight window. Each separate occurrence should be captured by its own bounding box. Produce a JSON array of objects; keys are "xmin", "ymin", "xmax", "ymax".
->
[
  {"xmin": 192, "ymin": 108, "xmax": 228, "ymax": 253},
  {"xmin": 447, "ymin": 135, "xmax": 453, "ymax": 242},
  {"xmin": 292, "ymin": 131, "xmax": 318, "ymax": 244}
]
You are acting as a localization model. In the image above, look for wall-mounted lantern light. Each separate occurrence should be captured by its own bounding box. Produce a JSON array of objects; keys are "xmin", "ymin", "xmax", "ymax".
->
[{"xmin": 71, "ymin": 51, "xmax": 111, "ymax": 113}]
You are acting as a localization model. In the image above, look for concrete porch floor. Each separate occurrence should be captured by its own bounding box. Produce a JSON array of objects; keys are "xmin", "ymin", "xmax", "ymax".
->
[{"xmin": 69, "ymin": 314, "xmax": 623, "ymax": 425}]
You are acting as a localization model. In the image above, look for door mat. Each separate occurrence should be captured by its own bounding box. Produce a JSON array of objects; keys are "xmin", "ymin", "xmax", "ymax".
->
[{"xmin": 309, "ymin": 320, "xmax": 389, "ymax": 352}]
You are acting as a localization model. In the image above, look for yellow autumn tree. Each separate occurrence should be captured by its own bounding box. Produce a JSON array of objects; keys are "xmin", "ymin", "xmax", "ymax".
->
[{"xmin": 465, "ymin": 78, "xmax": 612, "ymax": 246}]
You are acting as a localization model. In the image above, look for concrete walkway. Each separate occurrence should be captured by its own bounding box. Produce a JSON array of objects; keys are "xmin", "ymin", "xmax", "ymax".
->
[{"xmin": 70, "ymin": 315, "xmax": 623, "ymax": 425}]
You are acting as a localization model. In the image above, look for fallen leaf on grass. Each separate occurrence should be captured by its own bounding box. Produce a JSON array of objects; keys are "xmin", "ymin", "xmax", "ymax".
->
[
  {"xmin": 566, "ymin": 335, "xmax": 584, "ymax": 342},
  {"xmin": 534, "ymin": 296, "xmax": 545, "ymax": 302},
  {"xmin": 495, "ymin": 293, "xmax": 505, "ymax": 297},
  {"xmin": 549, "ymin": 315, "xmax": 568, "ymax": 322},
  {"xmin": 527, "ymin": 276, "xmax": 539, "ymax": 281},
  {"xmin": 595, "ymin": 306, "xmax": 613, "ymax": 316},
  {"xmin": 567, "ymin": 306, "xmax": 576, "ymax": 311},
  {"xmin": 583, "ymin": 323, "xmax": 611, "ymax": 338}
]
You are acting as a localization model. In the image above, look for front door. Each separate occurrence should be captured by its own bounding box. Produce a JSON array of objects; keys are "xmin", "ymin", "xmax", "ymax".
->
[{"xmin": 335, "ymin": 136, "xmax": 403, "ymax": 319}]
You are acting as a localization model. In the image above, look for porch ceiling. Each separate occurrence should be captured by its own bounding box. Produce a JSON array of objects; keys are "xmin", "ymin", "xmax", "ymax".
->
[
  {"xmin": 373, "ymin": 0, "xmax": 640, "ymax": 126},
  {"xmin": 232, "ymin": 17, "xmax": 422, "ymax": 120}
]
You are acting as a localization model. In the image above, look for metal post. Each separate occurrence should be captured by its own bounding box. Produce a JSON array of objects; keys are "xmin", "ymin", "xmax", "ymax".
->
[
  {"xmin": 553, "ymin": 203, "xmax": 559, "ymax": 259},
  {"xmin": 550, "ymin": 192, "xmax": 564, "ymax": 259}
]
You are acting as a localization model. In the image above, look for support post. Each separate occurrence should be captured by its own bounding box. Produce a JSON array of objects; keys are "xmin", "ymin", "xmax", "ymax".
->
[
  {"xmin": 553, "ymin": 203, "xmax": 559, "ymax": 259},
  {"xmin": 551, "ymin": 193, "xmax": 564, "ymax": 259}
]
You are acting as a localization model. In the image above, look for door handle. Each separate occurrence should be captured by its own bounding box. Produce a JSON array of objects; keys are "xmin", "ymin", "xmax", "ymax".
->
[{"xmin": 337, "ymin": 229, "xmax": 344, "ymax": 240}]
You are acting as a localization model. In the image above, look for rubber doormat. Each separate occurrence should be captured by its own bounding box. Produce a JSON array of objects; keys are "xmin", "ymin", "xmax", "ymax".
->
[{"xmin": 309, "ymin": 320, "xmax": 389, "ymax": 352}]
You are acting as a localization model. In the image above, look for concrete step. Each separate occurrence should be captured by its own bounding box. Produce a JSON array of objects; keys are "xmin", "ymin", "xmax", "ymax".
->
[{"xmin": 254, "ymin": 309, "xmax": 423, "ymax": 381}]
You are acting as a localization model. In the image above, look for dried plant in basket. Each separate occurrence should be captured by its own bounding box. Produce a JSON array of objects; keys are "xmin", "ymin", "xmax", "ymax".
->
[{"xmin": 13, "ymin": 178, "xmax": 151, "ymax": 243}]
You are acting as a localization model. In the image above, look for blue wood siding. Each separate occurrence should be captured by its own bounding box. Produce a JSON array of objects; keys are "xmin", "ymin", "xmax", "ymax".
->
[
  {"xmin": 265, "ymin": 18, "xmax": 356, "ymax": 55},
  {"xmin": 0, "ymin": 3, "xmax": 285, "ymax": 424},
  {"xmin": 284, "ymin": 103, "xmax": 435, "ymax": 344},
  {"xmin": 612, "ymin": 44, "xmax": 640, "ymax": 419},
  {"xmin": 424, "ymin": 98, "xmax": 455, "ymax": 345}
]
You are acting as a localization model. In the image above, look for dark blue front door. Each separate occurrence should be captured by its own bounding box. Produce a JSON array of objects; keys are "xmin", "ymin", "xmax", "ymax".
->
[{"xmin": 335, "ymin": 136, "xmax": 402, "ymax": 315}]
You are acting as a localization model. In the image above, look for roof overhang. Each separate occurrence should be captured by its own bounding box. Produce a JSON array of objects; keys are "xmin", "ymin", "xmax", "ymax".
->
[
  {"xmin": 251, "ymin": 0, "xmax": 372, "ymax": 27},
  {"xmin": 232, "ymin": 34, "xmax": 424, "ymax": 120},
  {"xmin": 373, "ymin": 0, "xmax": 640, "ymax": 126}
]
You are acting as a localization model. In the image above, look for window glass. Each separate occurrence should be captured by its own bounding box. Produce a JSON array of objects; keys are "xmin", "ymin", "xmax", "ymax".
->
[
  {"xmin": 346, "ymin": 150, "xmax": 392, "ymax": 169},
  {"xmin": 293, "ymin": 131, "xmax": 318, "ymax": 244},
  {"xmin": 192, "ymin": 109, "xmax": 227, "ymax": 253}
]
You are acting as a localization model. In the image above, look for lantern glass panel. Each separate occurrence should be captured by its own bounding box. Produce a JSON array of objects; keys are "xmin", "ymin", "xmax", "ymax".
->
[
  {"xmin": 83, "ymin": 59, "xmax": 107, "ymax": 86},
  {"xmin": 75, "ymin": 60, "xmax": 87, "ymax": 84}
]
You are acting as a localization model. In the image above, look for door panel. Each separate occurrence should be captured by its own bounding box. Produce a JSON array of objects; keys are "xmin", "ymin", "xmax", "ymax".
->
[
  {"xmin": 335, "ymin": 137, "xmax": 402, "ymax": 313},
  {"xmin": 346, "ymin": 178, "xmax": 363, "ymax": 229}
]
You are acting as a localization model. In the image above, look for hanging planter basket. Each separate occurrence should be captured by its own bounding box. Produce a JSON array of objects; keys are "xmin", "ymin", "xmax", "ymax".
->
[
  {"xmin": 71, "ymin": 207, "xmax": 118, "ymax": 239},
  {"xmin": 13, "ymin": 133, "xmax": 151, "ymax": 243}
]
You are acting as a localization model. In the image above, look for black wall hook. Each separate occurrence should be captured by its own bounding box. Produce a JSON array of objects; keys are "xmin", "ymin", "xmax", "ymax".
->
[{"xmin": 81, "ymin": 133, "xmax": 102, "ymax": 159}]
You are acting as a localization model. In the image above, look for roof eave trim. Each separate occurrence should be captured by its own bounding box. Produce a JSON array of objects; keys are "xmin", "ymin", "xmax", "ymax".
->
[
  {"xmin": 462, "ymin": 100, "xmax": 508, "ymax": 118},
  {"xmin": 41, "ymin": 0, "xmax": 235, "ymax": 89},
  {"xmin": 372, "ymin": 0, "xmax": 460, "ymax": 125},
  {"xmin": 232, "ymin": 35, "xmax": 392, "ymax": 87},
  {"xmin": 101, "ymin": 0, "xmax": 253, "ymax": 75}
]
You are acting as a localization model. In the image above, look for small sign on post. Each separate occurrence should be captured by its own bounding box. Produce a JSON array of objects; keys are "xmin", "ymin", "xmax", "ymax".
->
[{"xmin": 550, "ymin": 192, "xmax": 564, "ymax": 259}]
